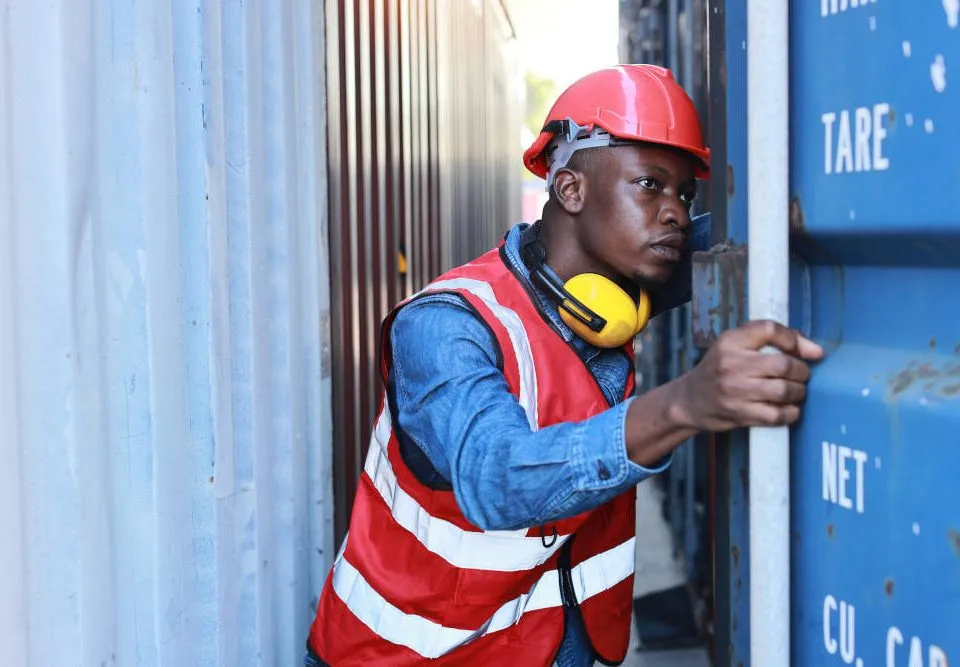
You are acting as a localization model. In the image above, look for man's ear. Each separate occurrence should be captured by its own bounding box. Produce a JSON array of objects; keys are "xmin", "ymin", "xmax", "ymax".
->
[{"xmin": 551, "ymin": 168, "xmax": 586, "ymax": 215}]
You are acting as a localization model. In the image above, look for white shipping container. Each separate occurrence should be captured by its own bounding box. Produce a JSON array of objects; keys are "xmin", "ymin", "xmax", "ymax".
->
[{"xmin": 0, "ymin": 1, "xmax": 335, "ymax": 665}]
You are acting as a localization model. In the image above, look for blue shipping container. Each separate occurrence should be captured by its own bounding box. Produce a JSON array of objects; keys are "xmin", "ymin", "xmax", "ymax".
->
[
  {"xmin": 699, "ymin": 1, "xmax": 960, "ymax": 665},
  {"xmin": 791, "ymin": 1, "xmax": 960, "ymax": 665}
]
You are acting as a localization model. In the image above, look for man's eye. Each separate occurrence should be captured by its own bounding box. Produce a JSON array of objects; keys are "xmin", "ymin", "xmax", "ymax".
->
[
  {"xmin": 637, "ymin": 177, "xmax": 660, "ymax": 191},
  {"xmin": 680, "ymin": 190, "xmax": 697, "ymax": 204}
]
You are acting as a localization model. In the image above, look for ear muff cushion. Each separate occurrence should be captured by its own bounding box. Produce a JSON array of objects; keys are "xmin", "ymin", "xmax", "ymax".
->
[
  {"xmin": 636, "ymin": 290, "xmax": 652, "ymax": 334},
  {"xmin": 559, "ymin": 274, "xmax": 639, "ymax": 348}
]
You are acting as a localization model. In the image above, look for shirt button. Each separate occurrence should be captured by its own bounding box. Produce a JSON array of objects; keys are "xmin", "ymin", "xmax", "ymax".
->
[{"xmin": 597, "ymin": 462, "xmax": 611, "ymax": 481}]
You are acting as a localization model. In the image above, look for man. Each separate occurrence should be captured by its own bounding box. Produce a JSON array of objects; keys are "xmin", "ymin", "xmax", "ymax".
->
[{"xmin": 304, "ymin": 65, "xmax": 823, "ymax": 667}]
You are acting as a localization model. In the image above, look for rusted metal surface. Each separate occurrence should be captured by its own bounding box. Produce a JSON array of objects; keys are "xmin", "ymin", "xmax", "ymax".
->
[
  {"xmin": 704, "ymin": 0, "xmax": 754, "ymax": 663},
  {"xmin": 887, "ymin": 359, "xmax": 960, "ymax": 398},
  {"xmin": 691, "ymin": 246, "xmax": 747, "ymax": 348},
  {"xmin": 326, "ymin": 0, "xmax": 521, "ymax": 540},
  {"xmin": 621, "ymin": 0, "xmax": 721, "ymax": 654}
]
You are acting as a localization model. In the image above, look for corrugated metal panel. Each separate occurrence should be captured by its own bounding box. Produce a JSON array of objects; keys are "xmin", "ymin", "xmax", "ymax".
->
[
  {"xmin": 0, "ymin": 1, "xmax": 334, "ymax": 665},
  {"xmin": 326, "ymin": 0, "xmax": 522, "ymax": 540}
]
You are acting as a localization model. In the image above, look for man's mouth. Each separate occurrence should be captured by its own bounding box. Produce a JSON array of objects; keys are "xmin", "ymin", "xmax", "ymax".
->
[{"xmin": 649, "ymin": 235, "xmax": 685, "ymax": 262}]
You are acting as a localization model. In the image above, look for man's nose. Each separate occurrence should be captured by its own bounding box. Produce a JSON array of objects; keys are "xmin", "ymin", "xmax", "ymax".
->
[{"xmin": 658, "ymin": 199, "xmax": 691, "ymax": 231}]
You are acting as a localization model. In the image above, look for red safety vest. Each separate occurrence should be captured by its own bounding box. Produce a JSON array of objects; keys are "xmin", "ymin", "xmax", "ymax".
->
[{"xmin": 308, "ymin": 245, "xmax": 637, "ymax": 666}]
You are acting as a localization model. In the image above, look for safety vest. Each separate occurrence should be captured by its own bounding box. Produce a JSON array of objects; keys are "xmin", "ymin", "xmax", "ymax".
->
[{"xmin": 307, "ymin": 244, "xmax": 638, "ymax": 666}]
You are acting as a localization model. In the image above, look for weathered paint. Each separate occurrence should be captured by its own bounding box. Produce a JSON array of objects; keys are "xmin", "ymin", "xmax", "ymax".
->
[
  {"xmin": 790, "ymin": 2, "xmax": 960, "ymax": 665},
  {"xmin": 691, "ymin": 244, "xmax": 747, "ymax": 349},
  {"xmin": 621, "ymin": 0, "xmax": 718, "ymax": 635},
  {"xmin": 0, "ymin": 1, "xmax": 333, "ymax": 665}
]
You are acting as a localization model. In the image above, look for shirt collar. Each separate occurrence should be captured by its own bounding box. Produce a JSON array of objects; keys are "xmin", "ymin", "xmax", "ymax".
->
[{"xmin": 502, "ymin": 223, "xmax": 595, "ymax": 353}]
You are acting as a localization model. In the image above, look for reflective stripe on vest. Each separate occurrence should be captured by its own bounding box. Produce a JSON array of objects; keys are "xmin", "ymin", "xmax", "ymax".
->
[
  {"xmin": 311, "ymin": 258, "xmax": 637, "ymax": 663},
  {"xmin": 331, "ymin": 534, "xmax": 636, "ymax": 659},
  {"xmin": 364, "ymin": 407, "xmax": 569, "ymax": 570},
  {"xmin": 420, "ymin": 277, "xmax": 539, "ymax": 429}
]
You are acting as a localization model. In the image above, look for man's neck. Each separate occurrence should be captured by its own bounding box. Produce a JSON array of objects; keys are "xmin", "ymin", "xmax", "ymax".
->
[{"xmin": 538, "ymin": 213, "xmax": 638, "ymax": 298}]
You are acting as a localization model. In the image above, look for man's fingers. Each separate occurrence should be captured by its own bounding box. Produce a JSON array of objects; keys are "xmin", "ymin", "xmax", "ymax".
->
[
  {"xmin": 743, "ymin": 402, "xmax": 802, "ymax": 427},
  {"xmin": 796, "ymin": 334, "xmax": 825, "ymax": 361},
  {"xmin": 729, "ymin": 319, "xmax": 798, "ymax": 353},
  {"xmin": 731, "ymin": 320, "xmax": 825, "ymax": 359},
  {"xmin": 757, "ymin": 353, "xmax": 811, "ymax": 383},
  {"xmin": 751, "ymin": 378, "xmax": 807, "ymax": 405}
]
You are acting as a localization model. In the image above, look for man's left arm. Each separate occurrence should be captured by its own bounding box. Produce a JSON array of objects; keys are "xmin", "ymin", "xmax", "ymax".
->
[{"xmin": 389, "ymin": 297, "xmax": 670, "ymax": 532}]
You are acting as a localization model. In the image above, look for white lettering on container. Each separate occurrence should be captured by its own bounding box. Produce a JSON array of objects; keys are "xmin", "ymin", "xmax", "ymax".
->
[
  {"xmin": 887, "ymin": 626, "xmax": 950, "ymax": 667},
  {"xmin": 822, "ymin": 0, "xmax": 879, "ymax": 17},
  {"xmin": 822, "ymin": 441, "xmax": 868, "ymax": 513},
  {"xmin": 822, "ymin": 104, "xmax": 890, "ymax": 175},
  {"xmin": 823, "ymin": 595, "xmax": 860, "ymax": 665}
]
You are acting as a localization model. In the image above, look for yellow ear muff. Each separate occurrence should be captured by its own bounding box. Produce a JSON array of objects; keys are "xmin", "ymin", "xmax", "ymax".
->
[
  {"xmin": 559, "ymin": 273, "xmax": 651, "ymax": 348},
  {"xmin": 635, "ymin": 288, "xmax": 652, "ymax": 334}
]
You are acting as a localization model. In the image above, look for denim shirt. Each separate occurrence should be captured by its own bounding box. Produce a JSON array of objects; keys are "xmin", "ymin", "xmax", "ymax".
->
[{"xmin": 386, "ymin": 218, "xmax": 709, "ymax": 667}]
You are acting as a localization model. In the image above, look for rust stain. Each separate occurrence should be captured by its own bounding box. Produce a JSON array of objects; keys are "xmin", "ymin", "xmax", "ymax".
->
[
  {"xmin": 949, "ymin": 529, "xmax": 960, "ymax": 556},
  {"xmin": 732, "ymin": 545, "xmax": 740, "ymax": 569},
  {"xmin": 884, "ymin": 578, "xmax": 895, "ymax": 597},
  {"xmin": 929, "ymin": 338, "xmax": 937, "ymax": 350},
  {"xmin": 727, "ymin": 164, "xmax": 735, "ymax": 197},
  {"xmin": 888, "ymin": 359, "xmax": 960, "ymax": 397},
  {"xmin": 691, "ymin": 246, "xmax": 747, "ymax": 348},
  {"xmin": 827, "ymin": 523, "xmax": 835, "ymax": 538}
]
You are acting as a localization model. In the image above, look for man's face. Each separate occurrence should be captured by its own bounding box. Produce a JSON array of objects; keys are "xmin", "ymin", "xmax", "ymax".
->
[{"xmin": 571, "ymin": 143, "xmax": 699, "ymax": 287}]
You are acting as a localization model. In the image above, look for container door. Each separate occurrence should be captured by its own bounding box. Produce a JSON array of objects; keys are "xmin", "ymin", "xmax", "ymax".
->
[{"xmin": 791, "ymin": 2, "xmax": 960, "ymax": 665}]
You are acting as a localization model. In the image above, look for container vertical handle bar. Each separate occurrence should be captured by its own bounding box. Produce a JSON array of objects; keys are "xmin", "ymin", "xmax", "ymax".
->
[{"xmin": 747, "ymin": 0, "xmax": 791, "ymax": 666}]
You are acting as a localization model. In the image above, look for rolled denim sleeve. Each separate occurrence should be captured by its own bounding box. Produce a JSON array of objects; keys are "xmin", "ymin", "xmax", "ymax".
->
[{"xmin": 389, "ymin": 295, "xmax": 670, "ymax": 531}]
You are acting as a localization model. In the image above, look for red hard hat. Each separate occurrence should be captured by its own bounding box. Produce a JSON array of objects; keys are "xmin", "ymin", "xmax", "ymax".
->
[{"xmin": 523, "ymin": 65, "xmax": 711, "ymax": 180}]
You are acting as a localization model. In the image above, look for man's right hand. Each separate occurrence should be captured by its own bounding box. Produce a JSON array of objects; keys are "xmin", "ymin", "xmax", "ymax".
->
[{"xmin": 673, "ymin": 319, "xmax": 825, "ymax": 432}]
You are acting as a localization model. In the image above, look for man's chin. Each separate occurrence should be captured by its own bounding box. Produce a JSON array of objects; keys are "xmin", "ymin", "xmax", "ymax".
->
[{"xmin": 631, "ymin": 267, "xmax": 673, "ymax": 292}]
